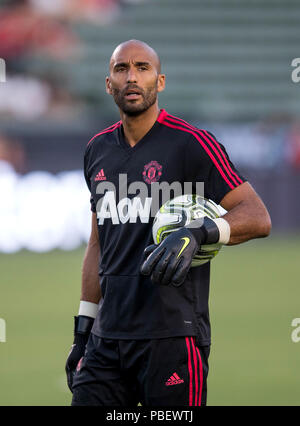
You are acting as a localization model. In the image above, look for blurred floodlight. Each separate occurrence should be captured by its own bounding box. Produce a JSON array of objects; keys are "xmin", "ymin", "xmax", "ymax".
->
[{"xmin": 0, "ymin": 165, "xmax": 91, "ymax": 253}]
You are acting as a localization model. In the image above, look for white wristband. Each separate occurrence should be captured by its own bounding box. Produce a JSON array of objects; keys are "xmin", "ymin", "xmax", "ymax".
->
[
  {"xmin": 212, "ymin": 218, "xmax": 231, "ymax": 245},
  {"xmin": 78, "ymin": 301, "xmax": 99, "ymax": 319}
]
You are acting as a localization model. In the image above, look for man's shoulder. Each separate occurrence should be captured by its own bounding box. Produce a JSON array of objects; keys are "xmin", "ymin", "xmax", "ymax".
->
[
  {"xmin": 158, "ymin": 111, "xmax": 209, "ymax": 139},
  {"xmin": 87, "ymin": 121, "xmax": 122, "ymax": 148}
]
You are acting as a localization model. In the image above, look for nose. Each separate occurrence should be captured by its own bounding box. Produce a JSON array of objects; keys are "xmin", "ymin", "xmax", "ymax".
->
[{"xmin": 127, "ymin": 66, "xmax": 138, "ymax": 83}]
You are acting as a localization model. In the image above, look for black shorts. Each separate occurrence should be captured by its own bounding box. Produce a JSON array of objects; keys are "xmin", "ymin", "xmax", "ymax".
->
[{"xmin": 71, "ymin": 333, "xmax": 210, "ymax": 406}]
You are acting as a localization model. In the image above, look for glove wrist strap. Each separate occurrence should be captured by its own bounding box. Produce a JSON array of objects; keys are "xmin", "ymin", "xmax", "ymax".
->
[
  {"xmin": 74, "ymin": 315, "xmax": 94, "ymax": 335},
  {"xmin": 186, "ymin": 217, "xmax": 220, "ymax": 246}
]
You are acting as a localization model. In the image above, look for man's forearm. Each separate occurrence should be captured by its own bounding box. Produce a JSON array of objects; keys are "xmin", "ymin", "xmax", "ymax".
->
[
  {"xmin": 81, "ymin": 238, "xmax": 102, "ymax": 304},
  {"xmin": 223, "ymin": 198, "xmax": 271, "ymax": 245},
  {"xmin": 66, "ymin": 235, "xmax": 100, "ymax": 392},
  {"xmin": 218, "ymin": 182, "xmax": 271, "ymax": 246}
]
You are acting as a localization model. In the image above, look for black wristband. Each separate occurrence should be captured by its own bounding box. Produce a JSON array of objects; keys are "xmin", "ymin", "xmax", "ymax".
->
[
  {"xmin": 74, "ymin": 315, "xmax": 94, "ymax": 335},
  {"xmin": 185, "ymin": 217, "xmax": 220, "ymax": 246}
]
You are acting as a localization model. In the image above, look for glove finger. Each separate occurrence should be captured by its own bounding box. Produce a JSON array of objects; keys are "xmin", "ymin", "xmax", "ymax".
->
[
  {"xmin": 171, "ymin": 243, "xmax": 198, "ymax": 286},
  {"xmin": 159, "ymin": 255, "xmax": 181, "ymax": 286},
  {"xmin": 171, "ymin": 257, "xmax": 192, "ymax": 287},
  {"xmin": 66, "ymin": 367, "xmax": 74, "ymax": 393},
  {"xmin": 151, "ymin": 249, "xmax": 173, "ymax": 285},
  {"xmin": 66, "ymin": 346, "xmax": 77, "ymax": 371},
  {"xmin": 141, "ymin": 244, "xmax": 158, "ymax": 262},
  {"xmin": 140, "ymin": 246, "xmax": 165, "ymax": 276}
]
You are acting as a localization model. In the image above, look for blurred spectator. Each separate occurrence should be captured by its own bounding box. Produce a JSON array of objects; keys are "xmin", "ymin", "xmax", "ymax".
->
[
  {"xmin": 286, "ymin": 122, "xmax": 300, "ymax": 169},
  {"xmin": 28, "ymin": 0, "xmax": 70, "ymax": 17},
  {"xmin": 73, "ymin": 0, "xmax": 121, "ymax": 24},
  {"xmin": 0, "ymin": 134, "xmax": 26, "ymax": 174},
  {"xmin": 29, "ymin": 0, "xmax": 121, "ymax": 25},
  {"xmin": 0, "ymin": 0, "xmax": 84, "ymax": 120},
  {"xmin": 0, "ymin": 75, "xmax": 51, "ymax": 119},
  {"xmin": 0, "ymin": 0, "xmax": 78, "ymax": 64},
  {"xmin": 0, "ymin": 73, "xmax": 82, "ymax": 120},
  {"xmin": 121, "ymin": 0, "xmax": 146, "ymax": 3}
]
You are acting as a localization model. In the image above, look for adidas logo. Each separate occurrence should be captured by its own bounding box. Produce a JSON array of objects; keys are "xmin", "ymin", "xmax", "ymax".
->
[
  {"xmin": 94, "ymin": 169, "xmax": 106, "ymax": 181},
  {"xmin": 165, "ymin": 372, "xmax": 184, "ymax": 386}
]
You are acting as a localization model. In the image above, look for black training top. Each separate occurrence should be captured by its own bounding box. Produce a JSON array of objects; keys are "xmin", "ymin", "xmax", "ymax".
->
[{"xmin": 84, "ymin": 109, "xmax": 246, "ymax": 344}]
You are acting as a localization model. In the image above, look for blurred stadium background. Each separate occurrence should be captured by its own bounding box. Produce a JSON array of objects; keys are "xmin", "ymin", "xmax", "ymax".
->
[{"xmin": 0, "ymin": 0, "xmax": 300, "ymax": 406}]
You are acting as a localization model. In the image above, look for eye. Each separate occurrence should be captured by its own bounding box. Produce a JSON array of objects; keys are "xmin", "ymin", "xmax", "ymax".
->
[{"xmin": 114, "ymin": 65, "xmax": 127, "ymax": 72}]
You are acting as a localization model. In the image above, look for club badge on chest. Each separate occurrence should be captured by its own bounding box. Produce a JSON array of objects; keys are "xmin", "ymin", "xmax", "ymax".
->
[{"xmin": 142, "ymin": 160, "xmax": 163, "ymax": 184}]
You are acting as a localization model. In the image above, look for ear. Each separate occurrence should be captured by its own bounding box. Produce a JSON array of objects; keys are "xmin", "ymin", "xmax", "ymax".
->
[
  {"xmin": 106, "ymin": 77, "xmax": 112, "ymax": 95},
  {"xmin": 157, "ymin": 74, "xmax": 166, "ymax": 93}
]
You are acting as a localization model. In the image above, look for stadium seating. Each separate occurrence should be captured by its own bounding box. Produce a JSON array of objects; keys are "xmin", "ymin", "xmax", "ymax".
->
[{"xmin": 66, "ymin": 0, "xmax": 300, "ymax": 120}]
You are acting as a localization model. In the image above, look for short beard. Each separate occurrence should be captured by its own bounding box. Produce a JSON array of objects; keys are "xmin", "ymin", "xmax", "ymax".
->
[{"xmin": 112, "ymin": 85, "xmax": 158, "ymax": 116}]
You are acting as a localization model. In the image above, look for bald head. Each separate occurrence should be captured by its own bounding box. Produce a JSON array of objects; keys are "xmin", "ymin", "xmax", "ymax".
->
[
  {"xmin": 106, "ymin": 39, "xmax": 165, "ymax": 116},
  {"xmin": 109, "ymin": 39, "xmax": 161, "ymax": 74}
]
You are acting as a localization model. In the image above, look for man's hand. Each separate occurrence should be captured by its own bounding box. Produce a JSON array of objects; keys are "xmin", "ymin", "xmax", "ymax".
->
[
  {"xmin": 65, "ymin": 315, "xmax": 94, "ymax": 392},
  {"xmin": 140, "ymin": 227, "xmax": 199, "ymax": 286},
  {"xmin": 140, "ymin": 217, "xmax": 221, "ymax": 286}
]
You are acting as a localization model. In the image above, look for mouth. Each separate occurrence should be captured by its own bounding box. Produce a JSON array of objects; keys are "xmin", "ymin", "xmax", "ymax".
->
[{"xmin": 124, "ymin": 88, "xmax": 143, "ymax": 100}]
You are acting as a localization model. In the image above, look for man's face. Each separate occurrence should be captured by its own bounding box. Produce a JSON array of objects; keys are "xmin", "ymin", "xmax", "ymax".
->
[{"xmin": 106, "ymin": 43, "xmax": 165, "ymax": 116}]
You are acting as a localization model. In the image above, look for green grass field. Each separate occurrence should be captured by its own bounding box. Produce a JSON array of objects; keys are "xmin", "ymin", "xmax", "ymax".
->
[{"xmin": 0, "ymin": 234, "xmax": 299, "ymax": 406}]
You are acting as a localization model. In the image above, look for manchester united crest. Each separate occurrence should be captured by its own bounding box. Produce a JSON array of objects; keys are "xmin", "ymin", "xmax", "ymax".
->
[{"xmin": 142, "ymin": 160, "xmax": 163, "ymax": 184}]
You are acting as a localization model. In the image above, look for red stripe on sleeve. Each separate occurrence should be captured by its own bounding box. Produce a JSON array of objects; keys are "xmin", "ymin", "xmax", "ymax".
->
[
  {"xmin": 160, "ymin": 119, "xmax": 235, "ymax": 190},
  {"xmin": 165, "ymin": 115, "xmax": 240, "ymax": 188},
  {"xmin": 87, "ymin": 121, "xmax": 121, "ymax": 146},
  {"xmin": 202, "ymin": 129, "xmax": 244, "ymax": 185}
]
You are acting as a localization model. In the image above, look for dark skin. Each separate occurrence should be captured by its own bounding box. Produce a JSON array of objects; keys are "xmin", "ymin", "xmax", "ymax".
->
[
  {"xmin": 81, "ymin": 40, "xmax": 271, "ymax": 303},
  {"xmin": 81, "ymin": 212, "xmax": 101, "ymax": 303},
  {"xmin": 221, "ymin": 181, "xmax": 271, "ymax": 245},
  {"xmin": 106, "ymin": 40, "xmax": 165, "ymax": 147}
]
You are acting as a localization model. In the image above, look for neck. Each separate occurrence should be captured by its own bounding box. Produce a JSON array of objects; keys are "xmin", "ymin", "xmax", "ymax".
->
[{"xmin": 119, "ymin": 103, "xmax": 160, "ymax": 147}]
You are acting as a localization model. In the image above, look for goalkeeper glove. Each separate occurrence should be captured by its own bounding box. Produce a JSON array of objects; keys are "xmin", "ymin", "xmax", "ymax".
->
[
  {"xmin": 65, "ymin": 315, "xmax": 94, "ymax": 392},
  {"xmin": 140, "ymin": 217, "xmax": 220, "ymax": 287}
]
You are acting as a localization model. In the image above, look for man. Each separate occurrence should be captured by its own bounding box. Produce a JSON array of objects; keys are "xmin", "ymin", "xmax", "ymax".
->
[{"xmin": 66, "ymin": 40, "xmax": 271, "ymax": 406}]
